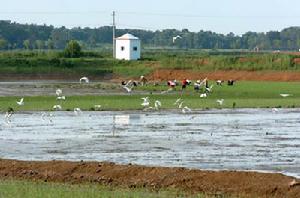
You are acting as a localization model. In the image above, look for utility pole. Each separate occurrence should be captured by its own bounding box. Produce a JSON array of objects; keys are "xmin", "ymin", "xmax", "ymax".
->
[{"xmin": 112, "ymin": 11, "xmax": 116, "ymax": 58}]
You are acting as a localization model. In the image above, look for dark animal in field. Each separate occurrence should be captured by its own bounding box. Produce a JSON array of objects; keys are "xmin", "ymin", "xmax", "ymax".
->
[{"xmin": 228, "ymin": 80, "xmax": 235, "ymax": 86}]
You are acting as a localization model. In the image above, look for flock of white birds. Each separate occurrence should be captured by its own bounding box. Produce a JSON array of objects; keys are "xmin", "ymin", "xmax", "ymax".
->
[{"xmin": 3, "ymin": 75, "xmax": 292, "ymax": 125}]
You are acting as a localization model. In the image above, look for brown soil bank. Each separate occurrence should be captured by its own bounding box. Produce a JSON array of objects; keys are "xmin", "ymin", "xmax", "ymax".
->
[
  {"xmin": 0, "ymin": 159, "xmax": 299, "ymax": 198},
  {"xmin": 148, "ymin": 70, "xmax": 300, "ymax": 82}
]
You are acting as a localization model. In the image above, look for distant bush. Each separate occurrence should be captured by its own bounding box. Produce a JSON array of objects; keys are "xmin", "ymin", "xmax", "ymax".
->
[{"xmin": 64, "ymin": 40, "xmax": 82, "ymax": 58}]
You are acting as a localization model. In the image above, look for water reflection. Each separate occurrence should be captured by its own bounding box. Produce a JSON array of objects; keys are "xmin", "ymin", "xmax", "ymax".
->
[{"xmin": 0, "ymin": 109, "xmax": 300, "ymax": 178}]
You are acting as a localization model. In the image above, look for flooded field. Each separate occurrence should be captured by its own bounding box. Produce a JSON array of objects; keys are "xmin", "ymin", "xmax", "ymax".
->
[{"xmin": 1, "ymin": 109, "xmax": 299, "ymax": 178}]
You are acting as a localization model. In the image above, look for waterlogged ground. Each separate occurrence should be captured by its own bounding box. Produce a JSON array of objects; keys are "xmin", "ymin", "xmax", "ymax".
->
[{"xmin": 0, "ymin": 109, "xmax": 299, "ymax": 178}]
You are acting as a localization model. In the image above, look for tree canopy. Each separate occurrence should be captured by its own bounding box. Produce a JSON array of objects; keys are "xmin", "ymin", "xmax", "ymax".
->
[{"xmin": 1, "ymin": 20, "xmax": 300, "ymax": 50}]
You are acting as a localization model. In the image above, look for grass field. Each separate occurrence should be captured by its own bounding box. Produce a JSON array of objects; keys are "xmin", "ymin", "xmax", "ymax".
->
[
  {"xmin": 0, "ymin": 180, "xmax": 226, "ymax": 198},
  {"xmin": 0, "ymin": 81, "xmax": 300, "ymax": 111},
  {"xmin": 1, "ymin": 50, "xmax": 300, "ymax": 78}
]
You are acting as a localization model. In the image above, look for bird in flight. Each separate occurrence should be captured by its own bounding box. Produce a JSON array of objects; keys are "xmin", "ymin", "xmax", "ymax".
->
[
  {"xmin": 80, "ymin": 77, "xmax": 89, "ymax": 84},
  {"xmin": 280, "ymin": 94, "xmax": 291, "ymax": 97},
  {"xmin": 16, "ymin": 98, "xmax": 24, "ymax": 106}
]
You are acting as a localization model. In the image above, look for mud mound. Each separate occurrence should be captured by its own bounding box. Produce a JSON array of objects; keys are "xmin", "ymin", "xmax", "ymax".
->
[
  {"xmin": 0, "ymin": 159, "xmax": 299, "ymax": 198},
  {"xmin": 147, "ymin": 69, "xmax": 300, "ymax": 82}
]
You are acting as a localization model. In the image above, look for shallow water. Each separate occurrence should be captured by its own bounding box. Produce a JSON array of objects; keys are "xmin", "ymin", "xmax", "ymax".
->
[{"xmin": 1, "ymin": 109, "xmax": 300, "ymax": 178}]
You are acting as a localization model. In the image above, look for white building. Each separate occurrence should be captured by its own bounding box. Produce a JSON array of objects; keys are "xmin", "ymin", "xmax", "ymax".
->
[{"xmin": 115, "ymin": 33, "xmax": 141, "ymax": 60}]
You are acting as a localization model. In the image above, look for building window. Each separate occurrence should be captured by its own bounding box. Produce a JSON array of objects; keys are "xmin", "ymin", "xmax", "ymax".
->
[
  {"xmin": 121, "ymin": 46, "xmax": 125, "ymax": 51},
  {"xmin": 133, "ymin": 46, "xmax": 138, "ymax": 51}
]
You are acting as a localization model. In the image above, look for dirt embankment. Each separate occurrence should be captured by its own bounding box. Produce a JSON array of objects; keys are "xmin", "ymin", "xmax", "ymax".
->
[
  {"xmin": 1, "ymin": 70, "xmax": 300, "ymax": 82},
  {"xmin": 147, "ymin": 70, "xmax": 300, "ymax": 82},
  {"xmin": 0, "ymin": 159, "xmax": 299, "ymax": 198}
]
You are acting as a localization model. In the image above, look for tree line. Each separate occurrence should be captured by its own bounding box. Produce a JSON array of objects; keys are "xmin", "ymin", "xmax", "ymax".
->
[{"xmin": 1, "ymin": 20, "xmax": 300, "ymax": 51}]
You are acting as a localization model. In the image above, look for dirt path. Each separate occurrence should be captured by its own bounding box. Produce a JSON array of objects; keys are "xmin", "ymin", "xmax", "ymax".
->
[{"xmin": 0, "ymin": 159, "xmax": 299, "ymax": 198}]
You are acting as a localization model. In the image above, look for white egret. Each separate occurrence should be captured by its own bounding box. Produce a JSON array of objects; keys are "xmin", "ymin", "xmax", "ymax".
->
[
  {"xmin": 172, "ymin": 35, "xmax": 182, "ymax": 43},
  {"xmin": 272, "ymin": 108, "xmax": 279, "ymax": 113},
  {"xmin": 80, "ymin": 77, "xmax": 89, "ymax": 84},
  {"xmin": 4, "ymin": 111, "xmax": 13, "ymax": 124},
  {"xmin": 216, "ymin": 99, "xmax": 224, "ymax": 105},
  {"xmin": 200, "ymin": 93, "xmax": 207, "ymax": 98},
  {"xmin": 74, "ymin": 108, "xmax": 82, "ymax": 115},
  {"xmin": 182, "ymin": 106, "xmax": 191, "ymax": 114},
  {"xmin": 94, "ymin": 105, "xmax": 101, "ymax": 110},
  {"xmin": 56, "ymin": 89, "xmax": 62, "ymax": 96},
  {"xmin": 16, "ymin": 98, "xmax": 24, "ymax": 106},
  {"xmin": 154, "ymin": 100, "xmax": 162, "ymax": 110},
  {"xmin": 123, "ymin": 85, "xmax": 133, "ymax": 93},
  {"xmin": 206, "ymin": 85, "xmax": 214, "ymax": 93},
  {"xmin": 53, "ymin": 105, "xmax": 62, "ymax": 110},
  {"xmin": 56, "ymin": 96, "xmax": 66, "ymax": 100},
  {"xmin": 174, "ymin": 98, "xmax": 183, "ymax": 105},
  {"xmin": 280, "ymin": 94, "xmax": 291, "ymax": 97},
  {"xmin": 178, "ymin": 101, "xmax": 184, "ymax": 109},
  {"xmin": 141, "ymin": 97, "xmax": 150, "ymax": 107}
]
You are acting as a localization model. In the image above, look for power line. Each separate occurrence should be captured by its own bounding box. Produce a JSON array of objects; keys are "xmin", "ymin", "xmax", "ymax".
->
[{"xmin": 0, "ymin": 10, "xmax": 300, "ymax": 18}]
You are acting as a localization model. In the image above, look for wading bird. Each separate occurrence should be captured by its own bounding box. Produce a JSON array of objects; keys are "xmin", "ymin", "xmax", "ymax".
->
[
  {"xmin": 56, "ymin": 89, "xmax": 62, "ymax": 96},
  {"xmin": 141, "ymin": 97, "xmax": 150, "ymax": 107},
  {"xmin": 122, "ymin": 85, "xmax": 134, "ymax": 93},
  {"xmin": 16, "ymin": 98, "xmax": 24, "ymax": 106},
  {"xmin": 80, "ymin": 77, "xmax": 89, "ymax": 84},
  {"xmin": 74, "ymin": 108, "xmax": 82, "ymax": 115},
  {"xmin": 200, "ymin": 93, "xmax": 207, "ymax": 98},
  {"xmin": 280, "ymin": 94, "xmax": 291, "ymax": 97},
  {"xmin": 216, "ymin": 99, "xmax": 224, "ymax": 105},
  {"xmin": 4, "ymin": 111, "xmax": 13, "ymax": 124},
  {"xmin": 154, "ymin": 100, "xmax": 162, "ymax": 110},
  {"xmin": 53, "ymin": 105, "xmax": 62, "ymax": 110},
  {"xmin": 94, "ymin": 105, "xmax": 101, "ymax": 110},
  {"xmin": 182, "ymin": 106, "xmax": 191, "ymax": 114},
  {"xmin": 56, "ymin": 96, "xmax": 66, "ymax": 100},
  {"xmin": 174, "ymin": 98, "xmax": 183, "ymax": 106}
]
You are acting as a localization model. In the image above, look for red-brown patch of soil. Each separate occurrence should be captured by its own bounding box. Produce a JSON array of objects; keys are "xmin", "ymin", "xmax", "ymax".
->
[
  {"xmin": 147, "ymin": 69, "xmax": 300, "ymax": 82},
  {"xmin": 293, "ymin": 58, "xmax": 300, "ymax": 64},
  {"xmin": 0, "ymin": 159, "xmax": 299, "ymax": 198}
]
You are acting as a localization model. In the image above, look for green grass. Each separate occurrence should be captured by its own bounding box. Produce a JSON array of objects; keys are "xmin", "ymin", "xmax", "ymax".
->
[
  {"xmin": 1, "ymin": 81, "xmax": 300, "ymax": 111},
  {"xmin": 1, "ymin": 50, "xmax": 300, "ymax": 78},
  {"xmin": 0, "ymin": 180, "xmax": 228, "ymax": 198}
]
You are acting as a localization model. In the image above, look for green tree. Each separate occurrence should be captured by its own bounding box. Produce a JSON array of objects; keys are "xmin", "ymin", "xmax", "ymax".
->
[
  {"xmin": 64, "ymin": 40, "xmax": 82, "ymax": 58},
  {"xmin": 0, "ymin": 39, "xmax": 8, "ymax": 49},
  {"xmin": 35, "ymin": 40, "xmax": 45, "ymax": 50},
  {"xmin": 47, "ymin": 39, "xmax": 54, "ymax": 49},
  {"xmin": 23, "ymin": 39, "xmax": 31, "ymax": 50}
]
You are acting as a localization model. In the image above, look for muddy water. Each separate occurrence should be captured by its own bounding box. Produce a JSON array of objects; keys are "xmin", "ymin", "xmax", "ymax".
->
[{"xmin": 1, "ymin": 109, "xmax": 299, "ymax": 178}]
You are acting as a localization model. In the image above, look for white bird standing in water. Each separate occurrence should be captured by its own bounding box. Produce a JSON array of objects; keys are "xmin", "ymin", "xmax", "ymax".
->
[
  {"xmin": 56, "ymin": 96, "xmax": 66, "ymax": 100},
  {"xmin": 4, "ymin": 111, "xmax": 13, "ymax": 124},
  {"xmin": 74, "ymin": 108, "xmax": 82, "ymax": 116},
  {"xmin": 80, "ymin": 77, "xmax": 89, "ymax": 84},
  {"xmin": 182, "ymin": 106, "xmax": 191, "ymax": 114},
  {"xmin": 16, "ymin": 98, "xmax": 24, "ymax": 106},
  {"xmin": 53, "ymin": 105, "xmax": 62, "ymax": 110},
  {"xmin": 154, "ymin": 100, "xmax": 162, "ymax": 110}
]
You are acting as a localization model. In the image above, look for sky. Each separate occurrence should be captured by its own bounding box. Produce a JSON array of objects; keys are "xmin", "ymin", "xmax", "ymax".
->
[{"xmin": 1, "ymin": 0, "xmax": 300, "ymax": 35}]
